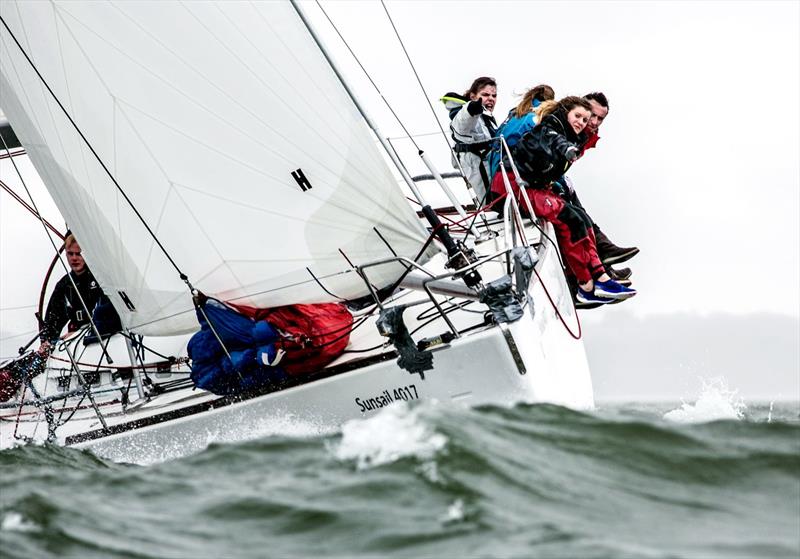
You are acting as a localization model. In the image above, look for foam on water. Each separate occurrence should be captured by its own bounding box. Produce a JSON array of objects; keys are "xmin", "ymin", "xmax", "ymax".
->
[
  {"xmin": 89, "ymin": 411, "xmax": 339, "ymax": 466},
  {"xmin": 1, "ymin": 511, "xmax": 39, "ymax": 533},
  {"xmin": 663, "ymin": 377, "xmax": 746, "ymax": 423},
  {"xmin": 440, "ymin": 499, "xmax": 466, "ymax": 524},
  {"xmin": 333, "ymin": 401, "xmax": 447, "ymax": 470}
]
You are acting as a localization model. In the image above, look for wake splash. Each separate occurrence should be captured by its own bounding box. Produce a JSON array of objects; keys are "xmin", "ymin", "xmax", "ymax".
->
[
  {"xmin": 1, "ymin": 511, "xmax": 39, "ymax": 534},
  {"xmin": 332, "ymin": 401, "xmax": 447, "ymax": 470},
  {"xmin": 663, "ymin": 377, "xmax": 746, "ymax": 423}
]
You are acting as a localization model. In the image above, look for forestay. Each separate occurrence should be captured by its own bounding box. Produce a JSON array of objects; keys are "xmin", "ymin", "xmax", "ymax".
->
[{"xmin": 0, "ymin": 0, "xmax": 439, "ymax": 335}]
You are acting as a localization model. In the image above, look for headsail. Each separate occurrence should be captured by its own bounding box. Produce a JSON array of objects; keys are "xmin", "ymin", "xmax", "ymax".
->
[{"xmin": 0, "ymin": 0, "xmax": 439, "ymax": 335}]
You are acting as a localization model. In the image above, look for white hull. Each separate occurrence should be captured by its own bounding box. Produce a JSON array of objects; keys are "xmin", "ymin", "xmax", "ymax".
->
[{"xmin": 1, "ymin": 221, "xmax": 592, "ymax": 464}]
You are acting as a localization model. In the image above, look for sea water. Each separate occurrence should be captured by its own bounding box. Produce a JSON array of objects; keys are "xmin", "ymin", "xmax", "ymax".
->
[{"xmin": 1, "ymin": 385, "xmax": 798, "ymax": 559}]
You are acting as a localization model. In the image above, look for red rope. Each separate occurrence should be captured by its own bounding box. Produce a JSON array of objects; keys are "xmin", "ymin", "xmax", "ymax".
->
[
  {"xmin": 0, "ymin": 178, "xmax": 64, "ymax": 240},
  {"xmin": 0, "ymin": 148, "xmax": 26, "ymax": 160},
  {"xmin": 407, "ymin": 194, "xmax": 508, "ymax": 231},
  {"xmin": 38, "ymin": 244, "xmax": 65, "ymax": 319},
  {"xmin": 532, "ymin": 268, "xmax": 582, "ymax": 340},
  {"xmin": 448, "ymin": 193, "xmax": 507, "ymax": 226}
]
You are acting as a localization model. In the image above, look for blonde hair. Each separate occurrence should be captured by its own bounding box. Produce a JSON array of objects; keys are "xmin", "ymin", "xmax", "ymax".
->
[
  {"xmin": 512, "ymin": 84, "xmax": 555, "ymax": 119},
  {"xmin": 534, "ymin": 99, "xmax": 559, "ymax": 121},
  {"xmin": 64, "ymin": 233, "xmax": 78, "ymax": 249}
]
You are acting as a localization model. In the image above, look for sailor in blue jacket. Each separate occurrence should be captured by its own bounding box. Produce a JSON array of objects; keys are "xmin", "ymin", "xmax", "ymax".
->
[{"xmin": 488, "ymin": 84, "xmax": 554, "ymax": 179}]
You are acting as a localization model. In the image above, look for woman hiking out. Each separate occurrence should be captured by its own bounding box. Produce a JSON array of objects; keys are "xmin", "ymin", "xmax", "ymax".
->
[
  {"xmin": 487, "ymin": 83, "xmax": 555, "ymax": 180},
  {"xmin": 507, "ymin": 96, "xmax": 636, "ymax": 305}
]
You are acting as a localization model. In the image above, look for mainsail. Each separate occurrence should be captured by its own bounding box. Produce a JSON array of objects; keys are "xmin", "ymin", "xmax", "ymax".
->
[{"xmin": 0, "ymin": 0, "xmax": 439, "ymax": 336}]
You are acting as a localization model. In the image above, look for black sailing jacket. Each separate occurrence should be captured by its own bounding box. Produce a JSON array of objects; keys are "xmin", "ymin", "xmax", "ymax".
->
[
  {"xmin": 511, "ymin": 110, "xmax": 586, "ymax": 189},
  {"xmin": 40, "ymin": 269, "xmax": 104, "ymax": 341}
]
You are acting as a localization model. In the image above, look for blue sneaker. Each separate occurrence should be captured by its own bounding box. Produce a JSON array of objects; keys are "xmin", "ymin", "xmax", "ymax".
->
[
  {"xmin": 594, "ymin": 279, "xmax": 637, "ymax": 300},
  {"xmin": 576, "ymin": 288, "xmax": 614, "ymax": 305}
]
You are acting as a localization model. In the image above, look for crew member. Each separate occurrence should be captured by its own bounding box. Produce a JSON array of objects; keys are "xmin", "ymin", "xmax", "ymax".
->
[{"xmin": 38, "ymin": 233, "xmax": 113, "ymax": 352}]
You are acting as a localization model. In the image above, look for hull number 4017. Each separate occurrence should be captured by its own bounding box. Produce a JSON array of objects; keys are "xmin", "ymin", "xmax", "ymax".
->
[{"xmin": 355, "ymin": 384, "xmax": 418, "ymax": 412}]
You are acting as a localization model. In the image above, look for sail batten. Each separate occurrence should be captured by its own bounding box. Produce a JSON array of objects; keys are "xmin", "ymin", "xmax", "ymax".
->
[{"xmin": 1, "ymin": 0, "xmax": 439, "ymax": 335}]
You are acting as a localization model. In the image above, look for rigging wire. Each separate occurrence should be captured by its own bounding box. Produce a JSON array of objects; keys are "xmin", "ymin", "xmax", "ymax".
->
[
  {"xmin": 0, "ymin": 305, "xmax": 36, "ymax": 312},
  {"xmin": 378, "ymin": 0, "xmax": 476, "ymax": 202},
  {"xmin": 38, "ymin": 246, "xmax": 66, "ymax": 320},
  {"xmin": 378, "ymin": 0, "xmax": 453, "ymax": 153},
  {"xmin": 532, "ymin": 268, "xmax": 582, "ymax": 340},
  {"xmin": 0, "ymin": 330, "xmax": 38, "ymax": 343},
  {"xmin": 375, "ymin": 0, "xmax": 490, "ymax": 235},
  {"xmin": 313, "ymin": 0, "xmax": 422, "ymax": 152},
  {"xmin": 0, "ymin": 147, "xmax": 25, "ymax": 160},
  {"xmin": 311, "ymin": 0, "xmax": 481, "ymax": 226},
  {"xmin": 0, "ymin": 177, "xmax": 64, "ymax": 239}
]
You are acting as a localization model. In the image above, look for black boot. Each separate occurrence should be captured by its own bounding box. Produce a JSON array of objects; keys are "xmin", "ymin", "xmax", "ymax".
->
[{"xmin": 594, "ymin": 225, "xmax": 639, "ymax": 266}]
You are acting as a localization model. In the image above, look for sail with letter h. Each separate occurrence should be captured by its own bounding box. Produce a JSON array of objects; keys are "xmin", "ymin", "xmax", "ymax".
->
[{"xmin": 0, "ymin": 0, "xmax": 439, "ymax": 336}]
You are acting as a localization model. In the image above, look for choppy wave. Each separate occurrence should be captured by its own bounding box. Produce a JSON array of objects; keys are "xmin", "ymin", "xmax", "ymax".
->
[
  {"xmin": 1, "ymin": 397, "xmax": 798, "ymax": 559},
  {"xmin": 663, "ymin": 377, "xmax": 747, "ymax": 423}
]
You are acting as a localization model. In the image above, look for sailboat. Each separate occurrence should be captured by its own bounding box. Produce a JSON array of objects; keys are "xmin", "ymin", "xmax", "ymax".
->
[{"xmin": 0, "ymin": 0, "xmax": 592, "ymax": 464}]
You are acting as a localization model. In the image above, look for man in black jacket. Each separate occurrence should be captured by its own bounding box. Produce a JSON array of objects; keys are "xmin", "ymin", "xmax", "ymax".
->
[
  {"xmin": 565, "ymin": 92, "xmax": 639, "ymax": 273},
  {"xmin": 38, "ymin": 234, "xmax": 113, "ymax": 352}
]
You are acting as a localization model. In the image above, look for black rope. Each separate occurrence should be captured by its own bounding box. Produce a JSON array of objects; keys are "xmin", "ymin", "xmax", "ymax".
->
[
  {"xmin": 54, "ymin": 390, "xmax": 88, "ymax": 428},
  {"xmin": 360, "ymin": 226, "xmax": 439, "ymax": 308},
  {"xmin": 314, "ymin": 0, "xmax": 482, "ymax": 227},
  {"xmin": 0, "ymin": 177, "xmax": 63, "ymax": 238},
  {"xmin": 116, "ymin": 331, "xmax": 176, "ymax": 364},
  {"xmin": 306, "ymin": 267, "xmax": 348, "ymax": 302},
  {"xmin": 293, "ymin": 314, "xmax": 372, "ymax": 352},
  {"xmin": 372, "ymin": 227, "xmax": 399, "ymax": 257},
  {"xmin": 339, "ymin": 248, "xmax": 384, "ymax": 296},
  {"xmin": 410, "ymin": 300, "xmax": 480, "ymax": 337},
  {"xmin": 0, "ymin": 15, "xmax": 187, "ymax": 281},
  {"xmin": 416, "ymin": 299, "xmax": 476, "ymax": 322}
]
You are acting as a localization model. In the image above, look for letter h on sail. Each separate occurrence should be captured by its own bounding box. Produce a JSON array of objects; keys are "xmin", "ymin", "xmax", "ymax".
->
[{"xmin": 291, "ymin": 168, "xmax": 313, "ymax": 192}]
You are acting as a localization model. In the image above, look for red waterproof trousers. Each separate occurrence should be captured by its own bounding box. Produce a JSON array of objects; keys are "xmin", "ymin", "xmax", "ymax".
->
[{"xmin": 491, "ymin": 172, "xmax": 604, "ymax": 284}]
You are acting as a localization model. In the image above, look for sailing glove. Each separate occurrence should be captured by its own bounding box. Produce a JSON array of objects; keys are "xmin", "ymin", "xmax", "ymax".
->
[
  {"xmin": 467, "ymin": 99, "xmax": 484, "ymax": 116},
  {"xmin": 565, "ymin": 146, "xmax": 579, "ymax": 162}
]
